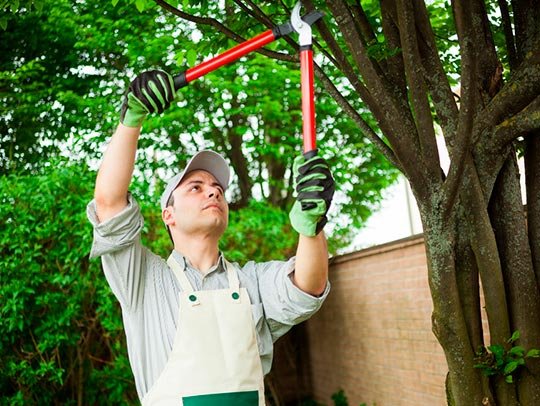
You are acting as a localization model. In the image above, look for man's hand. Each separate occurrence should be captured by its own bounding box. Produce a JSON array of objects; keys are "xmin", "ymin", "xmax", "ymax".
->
[
  {"xmin": 120, "ymin": 70, "xmax": 176, "ymax": 127},
  {"xmin": 289, "ymin": 154, "xmax": 335, "ymax": 237}
]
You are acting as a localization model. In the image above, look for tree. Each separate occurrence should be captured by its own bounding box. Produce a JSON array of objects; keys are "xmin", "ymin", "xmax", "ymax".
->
[{"xmin": 136, "ymin": 0, "xmax": 540, "ymax": 404}]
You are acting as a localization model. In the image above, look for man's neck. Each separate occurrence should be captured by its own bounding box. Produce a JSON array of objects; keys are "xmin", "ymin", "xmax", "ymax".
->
[{"xmin": 173, "ymin": 235, "xmax": 220, "ymax": 275}]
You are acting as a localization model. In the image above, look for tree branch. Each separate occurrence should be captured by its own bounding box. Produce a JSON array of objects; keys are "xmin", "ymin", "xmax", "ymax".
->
[
  {"xmin": 228, "ymin": 0, "xmax": 400, "ymax": 172},
  {"xmin": 413, "ymin": 0, "xmax": 459, "ymax": 148},
  {"xmin": 396, "ymin": 0, "xmax": 441, "ymax": 179},
  {"xmin": 512, "ymin": 0, "xmax": 540, "ymax": 62},
  {"xmin": 440, "ymin": 0, "xmax": 478, "ymax": 219},
  {"xmin": 525, "ymin": 131, "xmax": 540, "ymax": 287},
  {"xmin": 349, "ymin": 3, "xmax": 377, "ymax": 44},
  {"xmin": 476, "ymin": 47, "xmax": 540, "ymax": 136},
  {"xmin": 227, "ymin": 108, "xmax": 253, "ymax": 208},
  {"xmin": 303, "ymin": 0, "xmax": 404, "ymax": 172},
  {"xmin": 233, "ymin": 0, "xmax": 275, "ymax": 29},
  {"xmin": 463, "ymin": 161, "xmax": 512, "ymax": 347},
  {"xmin": 324, "ymin": 0, "xmax": 393, "ymax": 105},
  {"xmin": 494, "ymin": 95, "xmax": 540, "ymax": 146},
  {"xmin": 154, "ymin": 0, "xmax": 296, "ymax": 64},
  {"xmin": 313, "ymin": 64, "xmax": 403, "ymax": 172},
  {"xmin": 345, "ymin": 2, "xmax": 387, "ymax": 78},
  {"xmin": 325, "ymin": 0, "xmax": 427, "ymax": 186},
  {"xmin": 303, "ymin": 0, "xmax": 376, "ymax": 109},
  {"xmin": 497, "ymin": 0, "xmax": 518, "ymax": 69},
  {"xmin": 380, "ymin": 0, "xmax": 407, "ymax": 96}
]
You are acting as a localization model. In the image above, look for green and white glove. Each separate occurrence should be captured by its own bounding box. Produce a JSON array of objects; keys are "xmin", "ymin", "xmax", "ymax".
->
[
  {"xmin": 120, "ymin": 70, "xmax": 176, "ymax": 127},
  {"xmin": 289, "ymin": 154, "xmax": 335, "ymax": 237}
]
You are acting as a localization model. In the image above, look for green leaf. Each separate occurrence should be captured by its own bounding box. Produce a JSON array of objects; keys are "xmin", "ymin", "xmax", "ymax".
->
[
  {"xmin": 526, "ymin": 349, "xmax": 540, "ymax": 358},
  {"xmin": 509, "ymin": 346, "xmax": 525, "ymax": 357},
  {"xmin": 175, "ymin": 50, "xmax": 185, "ymax": 67},
  {"xmin": 488, "ymin": 344, "xmax": 505, "ymax": 361},
  {"xmin": 33, "ymin": 0, "xmax": 43, "ymax": 12},
  {"xmin": 135, "ymin": 0, "xmax": 145, "ymax": 12},
  {"xmin": 111, "ymin": 0, "xmax": 120, "ymax": 6},
  {"xmin": 0, "ymin": 17, "xmax": 7, "ymax": 30},
  {"xmin": 503, "ymin": 361, "xmax": 519, "ymax": 375},
  {"xmin": 505, "ymin": 375, "xmax": 514, "ymax": 384},
  {"xmin": 508, "ymin": 331, "xmax": 520, "ymax": 344},
  {"xmin": 186, "ymin": 48, "xmax": 198, "ymax": 67}
]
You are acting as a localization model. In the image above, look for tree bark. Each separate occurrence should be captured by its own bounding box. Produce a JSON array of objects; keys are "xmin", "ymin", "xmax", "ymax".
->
[
  {"xmin": 488, "ymin": 151, "xmax": 540, "ymax": 404},
  {"xmin": 525, "ymin": 132, "xmax": 540, "ymax": 287},
  {"xmin": 419, "ymin": 197, "xmax": 487, "ymax": 405}
]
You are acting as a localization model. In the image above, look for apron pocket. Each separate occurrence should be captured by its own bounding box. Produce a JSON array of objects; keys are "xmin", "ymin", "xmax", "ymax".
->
[{"xmin": 183, "ymin": 390, "xmax": 258, "ymax": 406}]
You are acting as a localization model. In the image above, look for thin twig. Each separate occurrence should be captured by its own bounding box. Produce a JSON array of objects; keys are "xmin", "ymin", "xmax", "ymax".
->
[
  {"xmin": 154, "ymin": 0, "xmax": 296, "ymax": 63},
  {"xmin": 313, "ymin": 64, "xmax": 402, "ymax": 171}
]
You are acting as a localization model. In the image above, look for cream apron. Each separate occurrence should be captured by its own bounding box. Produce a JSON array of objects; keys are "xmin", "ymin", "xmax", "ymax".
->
[{"xmin": 141, "ymin": 255, "xmax": 265, "ymax": 406}]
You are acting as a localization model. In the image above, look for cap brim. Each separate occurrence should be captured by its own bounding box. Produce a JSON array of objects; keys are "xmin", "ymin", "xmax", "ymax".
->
[{"xmin": 160, "ymin": 150, "xmax": 230, "ymax": 211}]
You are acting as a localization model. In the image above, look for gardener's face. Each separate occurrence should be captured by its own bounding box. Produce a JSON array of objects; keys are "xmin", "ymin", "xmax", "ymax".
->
[{"xmin": 164, "ymin": 170, "xmax": 229, "ymax": 238}]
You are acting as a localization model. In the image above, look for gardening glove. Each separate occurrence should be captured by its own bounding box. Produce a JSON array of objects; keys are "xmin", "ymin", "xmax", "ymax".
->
[
  {"xmin": 120, "ymin": 70, "xmax": 176, "ymax": 127},
  {"xmin": 289, "ymin": 153, "xmax": 335, "ymax": 237}
]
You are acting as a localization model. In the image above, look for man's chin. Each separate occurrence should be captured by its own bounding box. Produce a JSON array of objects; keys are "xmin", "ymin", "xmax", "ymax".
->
[{"xmin": 203, "ymin": 217, "xmax": 228, "ymax": 236}]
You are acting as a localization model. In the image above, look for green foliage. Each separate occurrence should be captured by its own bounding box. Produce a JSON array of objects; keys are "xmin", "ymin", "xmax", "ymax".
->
[
  {"xmin": 474, "ymin": 331, "xmax": 540, "ymax": 384},
  {"xmin": 331, "ymin": 389, "xmax": 349, "ymax": 406},
  {"xmin": 0, "ymin": 0, "xmax": 398, "ymax": 252},
  {"xmin": 0, "ymin": 162, "xmax": 137, "ymax": 403},
  {"xmin": 300, "ymin": 389, "xmax": 374, "ymax": 406},
  {"xmin": 299, "ymin": 398, "xmax": 326, "ymax": 406},
  {"xmin": 220, "ymin": 199, "xmax": 298, "ymax": 263},
  {"xmin": 0, "ymin": 0, "xmax": 44, "ymax": 29},
  {"xmin": 366, "ymin": 39, "xmax": 401, "ymax": 62},
  {"xmin": 0, "ymin": 0, "xmax": 168, "ymax": 174}
]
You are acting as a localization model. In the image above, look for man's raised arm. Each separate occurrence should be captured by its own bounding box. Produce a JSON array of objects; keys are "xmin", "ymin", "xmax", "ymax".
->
[
  {"xmin": 93, "ymin": 70, "xmax": 176, "ymax": 223},
  {"xmin": 94, "ymin": 124, "xmax": 141, "ymax": 222},
  {"xmin": 288, "ymin": 154, "xmax": 335, "ymax": 296}
]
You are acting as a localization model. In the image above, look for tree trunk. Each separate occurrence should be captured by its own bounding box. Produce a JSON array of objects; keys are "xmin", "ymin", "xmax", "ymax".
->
[
  {"xmin": 416, "ymin": 148, "xmax": 540, "ymax": 405},
  {"xmin": 489, "ymin": 151, "xmax": 540, "ymax": 404},
  {"xmin": 525, "ymin": 132, "xmax": 540, "ymax": 286},
  {"xmin": 419, "ymin": 199, "xmax": 488, "ymax": 405}
]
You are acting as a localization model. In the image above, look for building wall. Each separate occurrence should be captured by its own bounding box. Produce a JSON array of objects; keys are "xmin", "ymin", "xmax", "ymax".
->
[{"xmin": 305, "ymin": 235, "xmax": 449, "ymax": 406}]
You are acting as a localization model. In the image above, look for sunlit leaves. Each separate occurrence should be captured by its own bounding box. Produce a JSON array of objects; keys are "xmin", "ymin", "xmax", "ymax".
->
[{"xmin": 0, "ymin": 163, "xmax": 137, "ymax": 403}]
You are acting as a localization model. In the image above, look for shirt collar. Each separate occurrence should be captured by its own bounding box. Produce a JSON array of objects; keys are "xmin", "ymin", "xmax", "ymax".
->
[{"xmin": 171, "ymin": 250, "xmax": 226, "ymax": 275}]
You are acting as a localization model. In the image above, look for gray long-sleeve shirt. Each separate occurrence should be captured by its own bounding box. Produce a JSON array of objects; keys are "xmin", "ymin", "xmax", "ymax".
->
[{"xmin": 86, "ymin": 195, "xmax": 330, "ymax": 400}]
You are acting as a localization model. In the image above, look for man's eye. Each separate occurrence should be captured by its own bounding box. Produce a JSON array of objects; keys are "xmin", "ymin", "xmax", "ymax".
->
[{"xmin": 191, "ymin": 186, "xmax": 200, "ymax": 191}]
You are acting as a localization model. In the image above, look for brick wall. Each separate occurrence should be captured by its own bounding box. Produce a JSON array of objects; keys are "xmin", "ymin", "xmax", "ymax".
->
[{"xmin": 304, "ymin": 234, "xmax": 448, "ymax": 405}]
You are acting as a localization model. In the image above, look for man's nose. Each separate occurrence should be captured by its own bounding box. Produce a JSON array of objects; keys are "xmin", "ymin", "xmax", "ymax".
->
[{"xmin": 208, "ymin": 186, "xmax": 221, "ymax": 198}]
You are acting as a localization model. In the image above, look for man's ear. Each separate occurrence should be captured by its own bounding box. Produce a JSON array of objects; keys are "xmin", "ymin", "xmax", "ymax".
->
[{"xmin": 162, "ymin": 207, "xmax": 175, "ymax": 226}]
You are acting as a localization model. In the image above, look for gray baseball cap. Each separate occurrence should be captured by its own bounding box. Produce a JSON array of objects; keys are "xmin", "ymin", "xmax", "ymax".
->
[{"xmin": 160, "ymin": 150, "xmax": 230, "ymax": 211}]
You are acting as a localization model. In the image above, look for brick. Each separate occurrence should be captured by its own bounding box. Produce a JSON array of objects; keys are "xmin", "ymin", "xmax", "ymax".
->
[{"xmin": 304, "ymin": 236, "xmax": 460, "ymax": 405}]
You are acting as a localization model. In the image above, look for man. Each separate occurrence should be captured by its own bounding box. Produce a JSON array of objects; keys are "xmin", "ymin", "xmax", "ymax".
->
[{"xmin": 87, "ymin": 70, "xmax": 335, "ymax": 405}]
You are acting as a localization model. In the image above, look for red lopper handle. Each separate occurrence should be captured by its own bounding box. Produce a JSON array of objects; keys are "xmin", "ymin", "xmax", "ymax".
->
[
  {"xmin": 186, "ymin": 31, "xmax": 276, "ymax": 83},
  {"xmin": 300, "ymin": 47, "xmax": 317, "ymax": 158},
  {"xmin": 172, "ymin": 20, "xmax": 296, "ymax": 91}
]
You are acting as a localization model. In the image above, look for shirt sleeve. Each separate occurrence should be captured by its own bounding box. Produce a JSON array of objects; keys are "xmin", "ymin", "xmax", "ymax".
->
[
  {"xmin": 246, "ymin": 257, "xmax": 330, "ymax": 342},
  {"xmin": 86, "ymin": 194, "xmax": 146, "ymax": 311}
]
